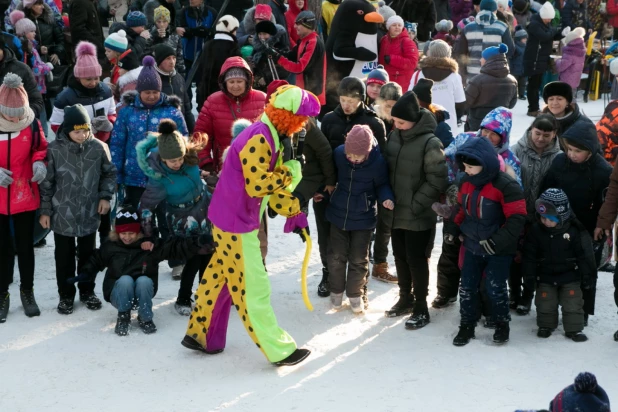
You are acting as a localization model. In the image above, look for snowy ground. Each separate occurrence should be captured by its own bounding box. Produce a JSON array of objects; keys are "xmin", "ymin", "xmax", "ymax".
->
[{"xmin": 1, "ymin": 96, "xmax": 617, "ymax": 412}]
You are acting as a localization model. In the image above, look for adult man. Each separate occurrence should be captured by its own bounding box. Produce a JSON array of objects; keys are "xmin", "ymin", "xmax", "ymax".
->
[
  {"xmin": 69, "ymin": 0, "xmax": 105, "ymax": 61},
  {"xmin": 275, "ymin": 11, "xmax": 326, "ymax": 105}
]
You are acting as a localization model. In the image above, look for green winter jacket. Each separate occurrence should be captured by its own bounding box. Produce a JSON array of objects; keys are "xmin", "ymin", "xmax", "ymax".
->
[{"xmin": 385, "ymin": 109, "xmax": 448, "ymax": 231}]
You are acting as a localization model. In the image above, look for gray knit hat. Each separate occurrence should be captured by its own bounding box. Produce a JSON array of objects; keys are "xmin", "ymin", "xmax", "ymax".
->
[
  {"xmin": 157, "ymin": 119, "xmax": 186, "ymax": 160},
  {"xmin": 224, "ymin": 67, "xmax": 250, "ymax": 83},
  {"xmin": 428, "ymin": 40, "xmax": 452, "ymax": 58},
  {"xmin": 0, "ymin": 73, "xmax": 28, "ymax": 118}
]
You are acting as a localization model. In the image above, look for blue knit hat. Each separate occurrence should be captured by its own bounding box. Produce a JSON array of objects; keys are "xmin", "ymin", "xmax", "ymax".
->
[
  {"xmin": 514, "ymin": 25, "xmax": 528, "ymax": 39},
  {"xmin": 126, "ymin": 11, "xmax": 147, "ymax": 28},
  {"xmin": 404, "ymin": 21, "xmax": 416, "ymax": 34},
  {"xmin": 480, "ymin": 0, "xmax": 497, "ymax": 11},
  {"xmin": 550, "ymin": 372, "xmax": 610, "ymax": 412},
  {"xmin": 137, "ymin": 56, "xmax": 162, "ymax": 92},
  {"xmin": 367, "ymin": 65, "xmax": 389, "ymax": 86},
  {"xmin": 482, "ymin": 43, "xmax": 508, "ymax": 60}
]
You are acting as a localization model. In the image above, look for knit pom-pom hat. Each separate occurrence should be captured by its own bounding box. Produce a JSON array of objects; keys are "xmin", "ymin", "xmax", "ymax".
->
[
  {"xmin": 550, "ymin": 372, "xmax": 610, "ymax": 412},
  {"xmin": 435, "ymin": 19, "xmax": 453, "ymax": 33},
  {"xmin": 0, "ymin": 72, "xmax": 29, "ymax": 118},
  {"xmin": 104, "ymin": 29, "xmax": 129, "ymax": 53},
  {"xmin": 137, "ymin": 55, "xmax": 162, "ymax": 92},
  {"xmin": 482, "ymin": 43, "xmax": 508, "ymax": 60},
  {"xmin": 74, "ymin": 41, "xmax": 102, "ymax": 78},
  {"xmin": 10, "ymin": 10, "xmax": 35, "ymax": 37},
  {"xmin": 157, "ymin": 119, "xmax": 186, "ymax": 160}
]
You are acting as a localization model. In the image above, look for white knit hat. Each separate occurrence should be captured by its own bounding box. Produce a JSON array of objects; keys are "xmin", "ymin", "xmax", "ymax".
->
[
  {"xmin": 539, "ymin": 2, "xmax": 555, "ymax": 19},
  {"xmin": 610, "ymin": 58, "xmax": 618, "ymax": 76},
  {"xmin": 496, "ymin": 0, "xmax": 509, "ymax": 9},
  {"xmin": 564, "ymin": 27, "xmax": 585, "ymax": 45},
  {"xmin": 386, "ymin": 15, "xmax": 404, "ymax": 30},
  {"xmin": 216, "ymin": 15, "xmax": 239, "ymax": 33}
]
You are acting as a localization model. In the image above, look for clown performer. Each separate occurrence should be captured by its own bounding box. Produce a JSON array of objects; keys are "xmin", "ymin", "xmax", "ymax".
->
[{"xmin": 180, "ymin": 85, "xmax": 320, "ymax": 366}]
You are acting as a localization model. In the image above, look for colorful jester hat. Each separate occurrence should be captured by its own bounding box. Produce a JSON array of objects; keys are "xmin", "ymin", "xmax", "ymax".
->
[{"xmin": 267, "ymin": 85, "xmax": 321, "ymax": 117}]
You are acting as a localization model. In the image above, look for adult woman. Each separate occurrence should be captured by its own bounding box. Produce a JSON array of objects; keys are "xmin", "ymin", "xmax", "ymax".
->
[
  {"xmin": 195, "ymin": 56, "xmax": 266, "ymax": 173},
  {"xmin": 0, "ymin": 73, "xmax": 48, "ymax": 322},
  {"xmin": 379, "ymin": 15, "xmax": 418, "ymax": 91}
]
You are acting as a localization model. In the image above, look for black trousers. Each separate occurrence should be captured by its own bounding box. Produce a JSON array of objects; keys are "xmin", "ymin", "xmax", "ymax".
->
[
  {"xmin": 54, "ymin": 232, "xmax": 97, "ymax": 298},
  {"xmin": 0, "ymin": 211, "xmax": 35, "ymax": 293},
  {"xmin": 527, "ymin": 73, "xmax": 544, "ymax": 112},
  {"xmin": 391, "ymin": 227, "xmax": 436, "ymax": 304},
  {"xmin": 178, "ymin": 253, "xmax": 213, "ymax": 301},
  {"xmin": 312, "ymin": 198, "xmax": 331, "ymax": 270},
  {"xmin": 515, "ymin": 75, "xmax": 527, "ymax": 98},
  {"xmin": 436, "ymin": 224, "xmax": 461, "ymax": 298},
  {"xmin": 373, "ymin": 205, "xmax": 393, "ymax": 264},
  {"xmin": 327, "ymin": 226, "xmax": 372, "ymax": 298}
]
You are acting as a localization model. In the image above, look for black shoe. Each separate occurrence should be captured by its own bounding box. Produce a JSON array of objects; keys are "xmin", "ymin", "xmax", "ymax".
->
[
  {"xmin": 432, "ymin": 294, "xmax": 456, "ymax": 309},
  {"xmin": 599, "ymin": 262, "xmax": 616, "ymax": 272},
  {"xmin": 20, "ymin": 289, "xmax": 40, "ymax": 317},
  {"xmin": 584, "ymin": 313, "xmax": 589, "ymax": 327},
  {"xmin": 518, "ymin": 96, "xmax": 526, "ymax": 100},
  {"xmin": 317, "ymin": 268, "xmax": 330, "ymax": 297},
  {"xmin": 537, "ymin": 327, "xmax": 552, "ymax": 338},
  {"xmin": 274, "ymin": 348, "xmax": 311, "ymax": 366},
  {"xmin": 405, "ymin": 305, "xmax": 430, "ymax": 330},
  {"xmin": 33, "ymin": 238, "xmax": 46, "ymax": 248},
  {"xmin": 614, "ymin": 330, "xmax": 618, "ymax": 342},
  {"xmin": 509, "ymin": 293, "xmax": 520, "ymax": 310},
  {"xmin": 80, "ymin": 293, "xmax": 102, "ymax": 311},
  {"xmin": 483, "ymin": 318, "xmax": 497, "ymax": 329},
  {"xmin": 493, "ymin": 322, "xmax": 510, "ymax": 344},
  {"xmin": 137, "ymin": 316, "xmax": 157, "ymax": 334},
  {"xmin": 516, "ymin": 299, "xmax": 532, "ymax": 316},
  {"xmin": 0, "ymin": 292, "xmax": 9, "ymax": 323},
  {"xmin": 453, "ymin": 324, "xmax": 476, "ymax": 346},
  {"xmin": 57, "ymin": 298, "xmax": 74, "ymax": 315},
  {"xmin": 566, "ymin": 331, "xmax": 588, "ymax": 342},
  {"xmin": 181, "ymin": 335, "xmax": 224, "ymax": 354},
  {"xmin": 385, "ymin": 293, "xmax": 415, "ymax": 317},
  {"xmin": 115, "ymin": 311, "xmax": 131, "ymax": 336}
]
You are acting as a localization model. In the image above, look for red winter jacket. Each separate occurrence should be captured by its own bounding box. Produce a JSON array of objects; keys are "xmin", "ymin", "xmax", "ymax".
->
[
  {"xmin": 0, "ymin": 120, "xmax": 48, "ymax": 215},
  {"xmin": 607, "ymin": 0, "xmax": 618, "ymax": 28},
  {"xmin": 378, "ymin": 30, "xmax": 419, "ymax": 91},
  {"xmin": 285, "ymin": 0, "xmax": 305, "ymax": 48},
  {"xmin": 195, "ymin": 57, "xmax": 266, "ymax": 172}
]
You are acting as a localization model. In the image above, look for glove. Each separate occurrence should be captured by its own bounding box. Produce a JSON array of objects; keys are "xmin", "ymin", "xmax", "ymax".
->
[
  {"xmin": 444, "ymin": 234, "xmax": 455, "ymax": 245},
  {"xmin": 194, "ymin": 26, "xmax": 209, "ymax": 38},
  {"xmin": 282, "ymin": 159, "xmax": 302, "ymax": 191},
  {"xmin": 0, "ymin": 167, "xmax": 13, "ymax": 188},
  {"xmin": 432, "ymin": 202, "xmax": 453, "ymax": 218},
  {"xmin": 284, "ymin": 212, "xmax": 308, "ymax": 242},
  {"xmin": 267, "ymin": 46, "xmax": 281, "ymax": 61},
  {"xmin": 45, "ymin": 62, "xmax": 53, "ymax": 70},
  {"xmin": 65, "ymin": 273, "xmax": 92, "ymax": 284},
  {"xmin": 479, "ymin": 238, "xmax": 497, "ymax": 255},
  {"xmin": 91, "ymin": 116, "xmax": 114, "ymax": 133},
  {"xmin": 384, "ymin": 55, "xmax": 391, "ymax": 65},
  {"xmin": 31, "ymin": 161, "xmax": 46, "ymax": 184},
  {"xmin": 561, "ymin": 26, "xmax": 571, "ymax": 37}
]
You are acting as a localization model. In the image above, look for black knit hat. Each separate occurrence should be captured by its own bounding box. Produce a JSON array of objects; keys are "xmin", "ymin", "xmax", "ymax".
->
[
  {"xmin": 542, "ymin": 81, "xmax": 573, "ymax": 104},
  {"xmin": 412, "ymin": 78, "xmax": 433, "ymax": 104},
  {"xmin": 255, "ymin": 20, "xmax": 277, "ymax": 36},
  {"xmin": 338, "ymin": 76, "xmax": 366, "ymax": 100},
  {"xmin": 115, "ymin": 206, "xmax": 141, "ymax": 234},
  {"xmin": 62, "ymin": 104, "xmax": 90, "ymax": 134},
  {"xmin": 153, "ymin": 43, "xmax": 176, "ymax": 67},
  {"xmin": 118, "ymin": 49, "xmax": 140, "ymax": 71},
  {"xmin": 391, "ymin": 91, "xmax": 421, "ymax": 122}
]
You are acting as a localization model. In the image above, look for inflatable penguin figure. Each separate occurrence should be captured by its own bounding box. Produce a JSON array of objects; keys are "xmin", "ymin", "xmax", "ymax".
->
[{"xmin": 324, "ymin": 0, "xmax": 384, "ymax": 114}]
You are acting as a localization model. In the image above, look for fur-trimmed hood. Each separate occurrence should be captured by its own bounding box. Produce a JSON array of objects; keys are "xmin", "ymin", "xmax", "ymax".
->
[
  {"xmin": 242, "ymin": 5, "xmax": 277, "ymax": 36},
  {"xmin": 116, "ymin": 66, "xmax": 143, "ymax": 91},
  {"xmin": 419, "ymin": 56, "xmax": 458, "ymax": 82},
  {"xmin": 16, "ymin": 1, "xmax": 55, "ymax": 25},
  {"xmin": 136, "ymin": 133, "xmax": 164, "ymax": 180},
  {"xmin": 120, "ymin": 89, "xmax": 182, "ymax": 109}
]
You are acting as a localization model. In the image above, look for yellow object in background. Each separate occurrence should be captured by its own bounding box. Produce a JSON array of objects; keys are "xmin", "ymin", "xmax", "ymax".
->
[{"xmin": 301, "ymin": 228, "xmax": 314, "ymax": 312}]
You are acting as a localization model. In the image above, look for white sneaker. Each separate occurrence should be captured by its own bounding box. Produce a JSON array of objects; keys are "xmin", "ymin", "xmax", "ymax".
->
[
  {"xmin": 330, "ymin": 292, "xmax": 343, "ymax": 309},
  {"xmin": 349, "ymin": 297, "xmax": 364, "ymax": 313},
  {"xmin": 171, "ymin": 265, "xmax": 184, "ymax": 280}
]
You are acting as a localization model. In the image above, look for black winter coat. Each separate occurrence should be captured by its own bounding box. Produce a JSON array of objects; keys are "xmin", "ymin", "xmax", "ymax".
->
[
  {"xmin": 208, "ymin": 0, "xmax": 253, "ymax": 21},
  {"xmin": 157, "ymin": 68, "xmax": 195, "ymax": 133},
  {"xmin": 320, "ymin": 103, "xmax": 387, "ymax": 152},
  {"xmin": 82, "ymin": 235, "xmax": 200, "ymax": 302},
  {"xmin": 0, "ymin": 47, "xmax": 43, "ymax": 116},
  {"xmin": 196, "ymin": 32, "xmax": 241, "ymax": 110},
  {"xmin": 267, "ymin": 0, "xmax": 288, "ymax": 31},
  {"xmin": 391, "ymin": 0, "xmax": 437, "ymax": 42},
  {"xmin": 523, "ymin": 13, "xmax": 561, "ymax": 76},
  {"xmin": 17, "ymin": 3, "xmax": 65, "ymax": 63},
  {"xmin": 69, "ymin": 0, "xmax": 104, "ymax": 60}
]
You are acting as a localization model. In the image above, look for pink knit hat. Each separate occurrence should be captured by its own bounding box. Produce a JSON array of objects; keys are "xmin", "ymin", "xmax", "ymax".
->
[
  {"xmin": 254, "ymin": 4, "xmax": 272, "ymax": 21},
  {"xmin": 345, "ymin": 124, "xmax": 374, "ymax": 157},
  {"xmin": 74, "ymin": 41, "xmax": 102, "ymax": 78},
  {"xmin": 0, "ymin": 73, "xmax": 29, "ymax": 118},
  {"xmin": 9, "ymin": 10, "xmax": 36, "ymax": 37}
]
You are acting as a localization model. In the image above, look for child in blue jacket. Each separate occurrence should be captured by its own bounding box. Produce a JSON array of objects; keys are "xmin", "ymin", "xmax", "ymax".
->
[{"xmin": 325, "ymin": 124, "xmax": 394, "ymax": 313}]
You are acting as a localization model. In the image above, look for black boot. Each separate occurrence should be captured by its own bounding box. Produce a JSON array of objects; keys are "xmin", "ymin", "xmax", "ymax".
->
[
  {"xmin": 516, "ymin": 296, "xmax": 532, "ymax": 316},
  {"xmin": 80, "ymin": 292, "xmax": 102, "ymax": 311},
  {"xmin": 453, "ymin": 324, "xmax": 476, "ymax": 346},
  {"xmin": 57, "ymin": 297, "xmax": 74, "ymax": 315},
  {"xmin": 20, "ymin": 289, "xmax": 40, "ymax": 317},
  {"xmin": 483, "ymin": 318, "xmax": 497, "ymax": 329},
  {"xmin": 115, "ymin": 311, "xmax": 131, "ymax": 336},
  {"xmin": 317, "ymin": 268, "xmax": 330, "ymax": 297},
  {"xmin": 565, "ymin": 331, "xmax": 588, "ymax": 342},
  {"xmin": 181, "ymin": 335, "xmax": 224, "ymax": 354},
  {"xmin": 493, "ymin": 322, "xmax": 510, "ymax": 344},
  {"xmin": 405, "ymin": 303, "xmax": 430, "ymax": 330},
  {"xmin": 137, "ymin": 316, "xmax": 157, "ymax": 334},
  {"xmin": 384, "ymin": 293, "xmax": 415, "ymax": 317},
  {"xmin": 537, "ymin": 327, "xmax": 552, "ymax": 338},
  {"xmin": 614, "ymin": 330, "xmax": 618, "ymax": 342},
  {"xmin": 0, "ymin": 292, "xmax": 9, "ymax": 323},
  {"xmin": 432, "ymin": 294, "xmax": 456, "ymax": 309},
  {"xmin": 273, "ymin": 348, "xmax": 311, "ymax": 366}
]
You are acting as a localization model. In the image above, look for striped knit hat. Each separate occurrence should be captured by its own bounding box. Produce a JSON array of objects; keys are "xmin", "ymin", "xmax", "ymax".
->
[
  {"xmin": 104, "ymin": 29, "xmax": 129, "ymax": 53},
  {"xmin": 536, "ymin": 188, "xmax": 571, "ymax": 225},
  {"xmin": 0, "ymin": 73, "xmax": 29, "ymax": 118}
]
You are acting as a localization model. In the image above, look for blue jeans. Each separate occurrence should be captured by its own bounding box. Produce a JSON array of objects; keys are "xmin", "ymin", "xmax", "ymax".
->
[
  {"xmin": 459, "ymin": 251, "xmax": 512, "ymax": 324},
  {"xmin": 111, "ymin": 275, "xmax": 154, "ymax": 321}
]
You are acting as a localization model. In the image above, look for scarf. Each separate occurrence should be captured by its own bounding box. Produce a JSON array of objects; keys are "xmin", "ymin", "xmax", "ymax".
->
[{"xmin": 0, "ymin": 107, "xmax": 36, "ymax": 133}]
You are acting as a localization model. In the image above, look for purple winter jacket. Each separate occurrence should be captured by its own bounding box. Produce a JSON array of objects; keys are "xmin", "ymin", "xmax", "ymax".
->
[
  {"xmin": 555, "ymin": 38, "xmax": 586, "ymax": 89},
  {"xmin": 450, "ymin": 0, "xmax": 474, "ymax": 26}
]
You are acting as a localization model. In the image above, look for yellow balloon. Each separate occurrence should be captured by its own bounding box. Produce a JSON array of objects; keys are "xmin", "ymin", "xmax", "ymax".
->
[{"xmin": 301, "ymin": 228, "xmax": 314, "ymax": 312}]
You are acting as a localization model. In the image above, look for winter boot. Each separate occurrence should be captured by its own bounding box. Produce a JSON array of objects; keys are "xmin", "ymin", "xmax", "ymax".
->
[
  {"xmin": 385, "ymin": 293, "xmax": 415, "ymax": 317},
  {"xmin": 20, "ymin": 289, "xmax": 40, "ymax": 317},
  {"xmin": 80, "ymin": 292, "xmax": 102, "ymax": 310},
  {"xmin": 137, "ymin": 316, "xmax": 157, "ymax": 334},
  {"xmin": 181, "ymin": 335, "xmax": 224, "ymax": 354},
  {"xmin": 537, "ymin": 327, "xmax": 552, "ymax": 338},
  {"xmin": 57, "ymin": 297, "xmax": 74, "ymax": 315},
  {"xmin": 175, "ymin": 297, "xmax": 192, "ymax": 316},
  {"xmin": 405, "ymin": 303, "xmax": 430, "ymax": 330},
  {"xmin": 493, "ymin": 322, "xmax": 510, "ymax": 344},
  {"xmin": 432, "ymin": 294, "xmax": 457, "ymax": 309},
  {"xmin": 330, "ymin": 292, "xmax": 343, "ymax": 309},
  {"xmin": 566, "ymin": 331, "xmax": 588, "ymax": 342},
  {"xmin": 115, "ymin": 311, "xmax": 131, "ymax": 336},
  {"xmin": 273, "ymin": 348, "xmax": 311, "ymax": 366},
  {"xmin": 317, "ymin": 268, "xmax": 330, "ymax": 297},
  {"xmin": 453, "ymin": 324, "xmax": 476, "ymax": 346},
  {"xmin": 171, "ymin": 264, "xmax": 184, "ymax": 280},
  {"xmin": 516, "ymin": 297, "xmax": 532, "ymax": 316},
  {"xmin": 371, "ymin": 262, "xmax": 398, "ymax": 284},
  {"xmin": 0, "ymin": 292, "xmax": 9, "ymax": 323},
  {"xmin": 349, "ymin": 297, "xmax": 364, "ymax": 313}
]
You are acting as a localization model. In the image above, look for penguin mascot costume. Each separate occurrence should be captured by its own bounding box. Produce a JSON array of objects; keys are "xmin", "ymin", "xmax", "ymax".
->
[{"xmin": 323, "ymin": 0, "xmax": 384, "ymax": 115}]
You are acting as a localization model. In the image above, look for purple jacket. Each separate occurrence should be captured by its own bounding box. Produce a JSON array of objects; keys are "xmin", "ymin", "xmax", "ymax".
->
[
  {"xmin": 555, "ymin": 38, "xmax": 586, "ymax": 89},
  {"xmin": 450, "ymin": 0, "xmax": 474, "ymax": 26}
]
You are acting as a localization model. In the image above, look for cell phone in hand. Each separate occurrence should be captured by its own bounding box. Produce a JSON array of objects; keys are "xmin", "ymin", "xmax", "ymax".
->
[{"xmin": 95, "ymin": 108, "xmax": 105, "ymax": 117}]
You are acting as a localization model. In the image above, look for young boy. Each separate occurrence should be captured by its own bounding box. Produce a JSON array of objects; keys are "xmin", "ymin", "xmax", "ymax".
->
[
  {"xmin": 523, "ymin": 188, "xmax": 594, "ymax": 342},
  {"xmin": 510, "ymin": 26, "xmax": 527, "ymax": 100},
  {"xmin": 75, "ymin": 207, "xmax": 207, "ymax": 336},
  {"xmin": 446, "ymin": 137, "xmax": 526, "ymax": 346},
  {"xmin": 326, "ymin": 124, "xmax": 394, "ymax": 313},
  {"xmin": 39, "ymin": 104, "xmax": 117, "ymax": 315}
]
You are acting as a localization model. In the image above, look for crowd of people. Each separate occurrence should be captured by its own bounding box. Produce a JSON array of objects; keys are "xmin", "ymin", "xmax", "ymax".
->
[{"xmin": 2, "ymin": 0, "xmax": 618, "ymax": 369}]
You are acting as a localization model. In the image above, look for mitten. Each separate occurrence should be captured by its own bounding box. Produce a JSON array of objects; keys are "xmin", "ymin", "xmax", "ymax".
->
[
  {"xmin": 284, "ymin": 212, "xmax": 308, "ymax": 242},
  {"xmin": 91, "ymin": 116, "xmax": 114, "ymax": 133},
  {"xmin": 561, "ymin": 26, "xmax": 571, "ymax": 37},
  {"xmin": 45, "ymin": 62, "xmax": 53, "ymax": 70},
  {"xmin": 31, "ymin": 161, "xmax": 46, "ymax": 183},
  {"xmin": 0, "ymin": 167, "xmax": 13, "ymax": 188},
  {"xmin": 432, "ymin": 202, "xmax": 453, "ymax": 218},
  {"xmin": 479, "ymin": 238, "xmax": 497, "ymax": 255}
]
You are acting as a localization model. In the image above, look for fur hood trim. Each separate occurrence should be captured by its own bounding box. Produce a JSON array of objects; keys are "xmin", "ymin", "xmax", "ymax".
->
[
  {"xmin": 418, "ymin": 56, "xmax": 458, "ymax": 73},
  {"xmin": 117, "ymin": 66, "xmax": 143, "ymax": 90},
  {"xmin": 120, "ymin": 90, "xmax": 182, "ymax": 109}
]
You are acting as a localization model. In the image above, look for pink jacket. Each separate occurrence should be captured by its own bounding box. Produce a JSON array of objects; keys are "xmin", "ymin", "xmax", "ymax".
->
[{"xmin": 555, "ymin": 38, "xmax": 586, "ymax": 89}]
